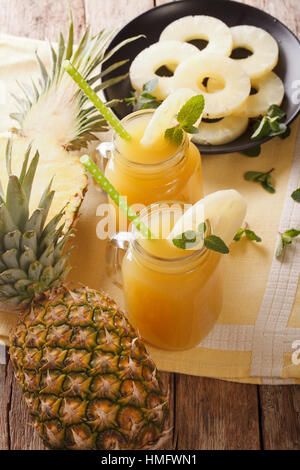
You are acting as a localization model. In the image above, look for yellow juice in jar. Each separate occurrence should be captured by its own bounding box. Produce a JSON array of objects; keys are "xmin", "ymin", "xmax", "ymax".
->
[
  {"xmin": 121, "ymin": 202, "xmax": 223, "ymax": 351},
  {"xmin": 104, "ymin": 110, "xmax": 203, "ymax": 228}
]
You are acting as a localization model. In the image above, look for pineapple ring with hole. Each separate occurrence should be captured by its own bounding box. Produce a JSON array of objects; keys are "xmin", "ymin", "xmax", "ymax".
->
[
  {"xmin": 129, "ymin": 40, "xmax": 200, "ymax": 100},
  {"xmin": 230, "ymin": 25, "xmax": 279, "ymax": 79},
  {"xmin": 173, "ymin": 54, "xmax": 251, "ymax": 118},
  {"xmin": 192, "ymin": 116, "xmax": 249, "ymax": 145},
  {"xmin": 232, "ymin": 72, "xmax": 284, "ymax": 118},
  {"xmin": 160, "ymin": 15, "xmax": 233, "ymax": 58}
]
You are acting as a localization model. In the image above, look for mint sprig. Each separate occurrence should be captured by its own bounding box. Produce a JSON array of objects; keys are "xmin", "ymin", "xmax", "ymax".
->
[
  {"xmin": 276, "ymin": 228, "xmax": 300, "ymax": 258},
  {"xmin": 251, "ymin": 105, "xmax": 290, "ymax": 141},
  {"xmin": 234, "ymin": 227, "xmax": 262, "ymax": 243},
  {"xmin": 172, "ymin": 222, "xmax": 229, "ymax": 254},
  {"xmin": 125, "ymin": 79, "xmax": 161, "ymax": 111},
  {"xmin": 291, "ymin": 188, "xmax": 300, "ymax": 203},
  {"xmin": 165, "ymin": 95, "xmax": 205, "ymax": 146},
  {"xmin": 244, "ymin": 168, "xmax": 275, "ymax": 193}
]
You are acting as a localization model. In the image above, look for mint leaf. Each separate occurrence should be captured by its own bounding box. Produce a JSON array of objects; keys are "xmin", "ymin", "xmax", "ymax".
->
[
  {"xmin": 251, "ymin": 116, "xmax": 271, "ymax": 140},
  {"xmin": 245, "ymin": 229, "xmax": 262, "ymax": 242},
  {"xmin": 177, "ymin": 95, "xmax": 205, "ymax": 128},
  {"xmin": 244, "ymin": 168, "xmax": 275, "ymax": 193},
  {"xmin": 267, "ymin": 104, "xmax": 286, "ymax": 120},
  {"xmin": 279, "ymin": 126, "xmax": 291, "ymax": 140},
  {"xmin": 234, "ymin": 227, "xmax": 262, "ymax": 243},
  {"xmin": 172, "ymin": 230, "xmax": 201, "ymax": 249},
  {"xmin": 143, "ymin": 78, "xmax": 158, "ymax": 93},
  {"xmin": 291, "ymin": 188, "xmax": 300, "ymax": 202},
  {"xmin": 165, "ymin": 126, "xmax": 183, "ymax": 145},
  {"xmin": 165, "ymin": 95, "xmax": 204, "ymax": 145},
  {"xmin": 198, "ymin": 222, "xmax": 207, "ymax": 237},
  {"xmin": 125, "ymin": 79, "xmax": 161, "ymax": 111},
  {"xmin": 242, "ymin": 145, "xmax": 261, "ymax": 157},
  {"xmin": 233, "ymin": 228, "xmax": 245, "ymax": 241},
  {"xmin": 276, "ymin": 228, "xmax": 300, "ymax": 258},
  {"xmin": 204, "ymin": 235, "xmax": 229, "ymax": 254}
]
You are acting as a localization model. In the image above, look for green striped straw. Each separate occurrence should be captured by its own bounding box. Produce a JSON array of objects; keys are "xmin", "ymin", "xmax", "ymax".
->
[
  {"xmin": 80, "ymin": 155, "xmax": 152, "ymax": 239},
  {"xmin": 63, "ymin": 60, "xmax": 132, "ymax": 141}
]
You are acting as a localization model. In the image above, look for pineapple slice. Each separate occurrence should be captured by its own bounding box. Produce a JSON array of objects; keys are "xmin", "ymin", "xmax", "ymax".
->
[
  {"xmin": 160, "ymin": 15, "xmax": 233, "ymax": 59},
  {"xmin": 0, "ymin": 135, "xmax": 87, "ymax": 232},
  {"xmin": 140, "ymin": 88, "xmax": 198, "ymax": 147},
  {"xmin": 129, "ymin": 41, "xmax": 199, "ymax": 100},
  {"xmin": 232, "ymin": 72, "xmax": 284, "ymax": 118},
  {"xmin": 192, "ymin": 116, "xmax": 249, "ymax": 145},
  {"xmin": 230, "ymin": 25, "xmax": 278, "ymax": 79},
  {"xmin": 168, "ymin": 189, "xmax": 247, "ymax": 249},
  {"xmin": 173, "ymin": 54, "xmax": 251, "ymax": 118}
]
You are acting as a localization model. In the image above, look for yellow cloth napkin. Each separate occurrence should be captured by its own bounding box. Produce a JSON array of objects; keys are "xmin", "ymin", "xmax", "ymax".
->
[{"xmin": 0, "ymin": 34, "xmax": 299, "ymax": 384}]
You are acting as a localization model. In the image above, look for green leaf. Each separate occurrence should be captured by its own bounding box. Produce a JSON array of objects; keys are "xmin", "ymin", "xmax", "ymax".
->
[
  {"xmin": 233, "ymin": 228, "xmax": 245, "ymax": 241},
  {"xmin": 172, "ymin": 230, "xmax": 201, "ymax": 250},
  {"xmin": 182, "ymin": 125, "xmax": 199, "ymax": 134},
  {"xmin": 177, "ymin": 95, "xmax": 205, "ymax": 128},
  {"xmin": 279, "ymin": 126, "xmax": 291, "ymax": 140},
  {"xmin": 143, "ymin": 78, "xmax": 158, "ymax": 93},
  {"xmin": 241, "ymin": 145, "xmax": 261, "ymax": 157},
  {"xmin": 204, "ymin": 235, "xmax": 229, "ymax": 254},
  {"xmin": 267, "ymin": 104, "xmax": 286, "ymax": 120},
  {"xmin": 6, "ymin": 176, "xmax": 29, "ymax": 230},
  {"xmin": 244, "ymin": 169, "xmax": 275, "ymax": 193},
  {"xmin": 261, "ymin": 179, "xmax": 275, "ymax": 193},
  {"xmin": 244, "ymin": 171, "xmax": 264, "ymax": 181},
  {"xmin": 165, "ymin": 126, "xmax": 184, "ymax": 146},
  {"xmin": 251, "ymin": 116, "xmax": 271, "ymax": 140},
  {"xmin": 291, "ymin": 188, "xmax": 300, "ymax": 202},
  {"xmin": 283, "ymin": 229, "xmax": 300, "ymax": 238},
  {"xmin": 268, "ymin": 121, "xmax": 287, "ymax": 137},
  {"xmin": 245, "ymin": 229, "xmax": 262, "ymax": 242},
  {"xmin": 275, "ymin": 237, "xmax": 284, "ymax": 258}
]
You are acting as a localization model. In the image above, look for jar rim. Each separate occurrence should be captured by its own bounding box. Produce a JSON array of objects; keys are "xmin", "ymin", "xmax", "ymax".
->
[
  {"xmin": 131, "ymin": 200, "xmax": 209, "ymax": 268},
  {"xmin": 112, "ymin": 109, "xmax": 188, "ymax": 171}
]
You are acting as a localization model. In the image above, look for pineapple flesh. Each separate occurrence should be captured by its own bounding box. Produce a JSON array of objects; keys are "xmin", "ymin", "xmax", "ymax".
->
[
  {"xmin": 2, "ymin": 141, "xmax": 168, "ymax": 450},
  {"xmin": 129, "ymin": 40, "xmax": 199, "ymax": 100},
  {"xmin": 173, "ymin": 54, "xmax": 251, "ymax": 118},
  {"xmin": 192, "ymin": 116, "xmax": 249, "ymax": 145}
]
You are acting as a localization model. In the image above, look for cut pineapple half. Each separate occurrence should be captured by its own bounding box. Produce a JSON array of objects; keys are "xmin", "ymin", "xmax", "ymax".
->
[
  {"xmin": 168, "ymin": 189, "xmax": 247, "ymax": 249},
  {"xmin": 192, "ymin": 116, "xmax": 249, "ymax": 145},
  {"xmin": 230, "ymin": 25, "xmax": 279, "ymax": 79},
  {"xmin": 140, "ymin": 88, "xmax": 198, "ymax": 147},
  {"xmin": 173, "ymin": 54, "xmax": 250, "ymax": 118},
  {"xmin": 129, "ymin": 41, "xmax": 199, "ymax": 100},
  {"xmin": 0, "ymin": 135, "xmax": 87, "ymax": 233},
  {"xmin": 160, "ymin": 15, "xmax": 233, "ymax": 59},
  {"xmin": 233, "ymin": 72, "xmax": 284, "ymax": 118},
  {"xmin": 206, "ymin": 77, "xmax": 225, "ymax": 93}
]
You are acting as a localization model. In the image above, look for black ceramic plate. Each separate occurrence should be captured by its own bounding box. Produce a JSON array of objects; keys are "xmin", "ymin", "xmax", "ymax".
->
[{"xmin": 103, "ymin": 0, "xmax": 300, "ymax": 154}]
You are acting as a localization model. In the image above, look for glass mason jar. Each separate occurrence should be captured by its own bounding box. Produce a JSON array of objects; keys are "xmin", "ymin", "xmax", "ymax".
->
[
  {"xmin": 107, "ymin": 201, "xmax": 223, "ymax": 351},
  {"xmin": 98, "ymin": 109, "xmax": 203, "ymax": 230}
]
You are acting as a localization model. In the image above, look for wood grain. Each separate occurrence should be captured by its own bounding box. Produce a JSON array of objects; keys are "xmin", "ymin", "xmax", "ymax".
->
[
  {"xmin": 174, "ymin": 376, "xmax": 260, "ymax": 450},
  {"xmin": 234, "ymin": 0, "xmax": 299, "ymax": 37},
  {"xmin": 84, "ymin": 0, "xmax": 154, "ymax": 32},
  {"xmin": 0, "ymin": 0, "xmax": 85, "ymax": 41},
  {"xmin": 259, "ymin": 386, "xmax": 300, "ymax": 450}
]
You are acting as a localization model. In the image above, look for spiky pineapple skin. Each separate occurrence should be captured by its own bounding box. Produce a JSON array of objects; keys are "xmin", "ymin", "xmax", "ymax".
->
[{"xmin": 9, "ymin": 286, "xmax": 168, "ymax": 450}]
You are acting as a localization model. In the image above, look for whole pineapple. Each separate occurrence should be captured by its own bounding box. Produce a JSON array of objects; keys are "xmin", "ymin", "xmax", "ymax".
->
[{"xmin": 2, "ymin": 141, "xmax": 168, "ymax": 450}]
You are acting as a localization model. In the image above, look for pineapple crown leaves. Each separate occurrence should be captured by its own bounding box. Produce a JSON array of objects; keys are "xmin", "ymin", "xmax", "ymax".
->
[
  {"xmin": 10, "ymin": 14, "xmax": 141, "ymax": 151},
  {"xmin": 0, "ymin": 139, "xmax": 70, "ymax": 307}
]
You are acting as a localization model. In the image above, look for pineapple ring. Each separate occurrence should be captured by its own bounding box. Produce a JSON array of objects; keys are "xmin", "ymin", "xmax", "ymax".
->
[
  {"xmin": 173, "ymin": 54, "xmax": 251, "ymax": 118},
  {"xmin": 129, "ymin": 41, "xmax": 199, "ymax": 100},
  {"xmin": 230, "ymin": 25, "xmax": 279, "ymax": 79},
  {"xmin": 232, "ymin": 72, "xmax": 284, "ymax": 118},
  {"xmin": 192, "ymin": 116, "xmax": 249, "ymax": 145},
  {"xmin": 159, "ymin": 15, "xmax": 232, "ymax": 71}
]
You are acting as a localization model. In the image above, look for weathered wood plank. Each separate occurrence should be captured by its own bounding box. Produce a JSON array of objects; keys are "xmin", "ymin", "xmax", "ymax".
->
[
  {"xmin": 0, "ymin": 0, "xmax": 86, "ymax": 41},
  {"xmin": 158, "ymin": 372, "xmax": 176, "ymax": 449},
  {"xmin": 174, "ymin": 376, "xmax": 260, "ymax": 450},
  {"xmin": 233, "ymin": 0, "xmax": 299, "ymax": 36},
  {"xmin": 259, "ymin": 386, "xmax": 300, "ymax": 450},
  {"xmin": 83, "ymin": 0, "xmax": 154, "ymax": 32}
]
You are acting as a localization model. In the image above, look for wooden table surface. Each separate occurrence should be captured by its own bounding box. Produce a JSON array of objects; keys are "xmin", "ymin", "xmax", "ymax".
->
[{"xmin": 0, "ymin": 0, "xmax": 299, "ymax": 451}]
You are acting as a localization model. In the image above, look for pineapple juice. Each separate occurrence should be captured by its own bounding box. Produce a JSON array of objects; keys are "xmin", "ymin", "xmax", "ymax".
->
[
  {"xmin": 104, "ymin": 110, "xmax": 203, "ymax": 228},
  {"xmin": 121, "ymin": 202, "xmax": 223, "ymax": 351}
]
